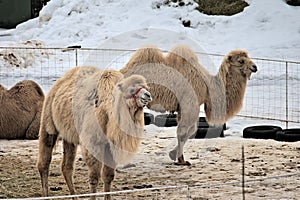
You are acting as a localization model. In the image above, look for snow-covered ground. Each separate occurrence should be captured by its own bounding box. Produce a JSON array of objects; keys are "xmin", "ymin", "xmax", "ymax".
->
[
  {"xmin": 0, "ymin": 1, "xmax": 300, "ymax": 199},
  {"xmin": 0, "ymin": 0, "xmax": 299, "ymax": 136}
]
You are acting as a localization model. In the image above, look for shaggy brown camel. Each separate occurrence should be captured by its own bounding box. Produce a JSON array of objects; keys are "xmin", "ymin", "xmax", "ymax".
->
[
  {"xmin": 0, "ymin": 80, "xmax": 44, "ymax": 139},
  {"xmin": 37, "ymin": 66, "xmax": 152, "ymax": 200},
  {"xmin": 120, "ymin": 45, "xmax": 257, "ymax": 165}
]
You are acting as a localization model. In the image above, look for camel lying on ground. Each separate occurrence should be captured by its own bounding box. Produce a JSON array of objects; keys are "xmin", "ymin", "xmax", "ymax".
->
[
  {"xmin": 0, "ymin": 80, "xmax": 44, "ymax": 139},
  {"xmin": 120, "ymin": 45, "xmax": 257, "ymax": 165},
  {"xmin": 37, "ymin": 66, "xmax": 152, "ymax": 200}
]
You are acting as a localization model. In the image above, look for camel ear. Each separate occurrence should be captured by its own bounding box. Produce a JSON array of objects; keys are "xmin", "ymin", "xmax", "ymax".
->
[{"xmin": 117, "ymin": 82, "xmax": 124, "ymax": 91}]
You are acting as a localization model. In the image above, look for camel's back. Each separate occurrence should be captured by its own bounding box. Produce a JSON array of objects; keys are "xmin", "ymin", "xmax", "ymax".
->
[{"xmin": 120, "ymin": 45, "xmax": 210, "ymax": 112}]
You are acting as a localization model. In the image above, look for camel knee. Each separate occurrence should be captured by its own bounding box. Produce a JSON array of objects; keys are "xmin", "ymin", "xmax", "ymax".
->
[
  {"xmin": 37, "ymin": 133, "xmax": 57, "ymax": 176},
  {"xmin": 40, "ymin": 131, "xmax": 58, "ymax": 148},
  {"xmin": 102, "ymin": 167, "xmax": 115, "ymax": 184},
  {"xmin": 177, "ymin": 124, "xmax": 196, "ymax": 141},
  {"xmin": 89, "ymin": 169, "xmax": 101, "ymax": 189}
]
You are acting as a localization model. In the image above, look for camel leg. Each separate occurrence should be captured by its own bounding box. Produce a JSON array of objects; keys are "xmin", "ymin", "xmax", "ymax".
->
[
  {"xmin": 81, "ymin": 147, "xmax": 102, "ymax": 200},
  {"xmin": 101, "ymin": 143, "xmax": 116, "ymax": 200},
  {"xmin": 61, "ymin": 140, "xmax": 78, "ymax": 198},
  {"xmin": 25, "ymin": 113, "xmax": 41, "ymax": 139},
  {"xmin": 169, "ymin": 124, "xmax": 196, "ymax": 166},
  {"xmin": 102, "ymin": 165, "xmax": 115, "ymax": 200},
  {"xmin": 37, "ymin": 129, "xmax": 58, "ymax": 197}
]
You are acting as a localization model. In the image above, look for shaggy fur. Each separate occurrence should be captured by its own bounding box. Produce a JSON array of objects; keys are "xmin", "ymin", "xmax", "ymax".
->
[
  {"xmin": 37, "ymin": 66, "xmax": 151, "ymax": 200},
  {"xmin": 0, "ymin": 80, "xmax": 44, "ymax": 139},
  {"xmin": 120, "ymin": 45, "xmax": 257, "ymax": 165}
]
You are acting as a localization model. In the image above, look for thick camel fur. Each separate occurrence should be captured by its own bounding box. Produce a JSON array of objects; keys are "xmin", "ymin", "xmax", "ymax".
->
[
  {"xmin": 120, "ymin": 45, "xmax": 257, "ymax": 165},
  {"xmin": 0, "ymin": 80, "xmax": 44, "ymax": 139},
  {"xmin": 37, "ymin": 66, "xmax": 152, "ymax": 200}
]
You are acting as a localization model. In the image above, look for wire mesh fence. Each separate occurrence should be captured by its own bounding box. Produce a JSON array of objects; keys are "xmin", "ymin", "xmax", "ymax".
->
[{"xmin": 0, "ymin": 46, "xmax": 299, "ymax": 126}]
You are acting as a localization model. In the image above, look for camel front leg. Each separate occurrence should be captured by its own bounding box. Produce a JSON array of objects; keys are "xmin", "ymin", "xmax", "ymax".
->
[
  {"xmin": 169, "ymin": 124, "xmax": 196, "ymax": 166},
  {"xmin": 81, "ymin": 147, "xmax": 102, "ymax": 200},
  {"xmin": 102, "ymin": 165, "xmax": 115, "ymax": 200},
  {"xmin": 101, "ymin": 143, "xmax": 116, "ymax": 200}
]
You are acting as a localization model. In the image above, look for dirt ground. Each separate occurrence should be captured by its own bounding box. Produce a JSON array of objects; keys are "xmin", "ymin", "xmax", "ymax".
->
[{"xmin": 0, "ymin": 126, "xmax": 299, "ymax": 199}]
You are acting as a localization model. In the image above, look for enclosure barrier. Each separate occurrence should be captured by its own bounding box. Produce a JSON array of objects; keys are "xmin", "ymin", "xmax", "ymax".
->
[
  {"xmin": 4, "ymin": 172, "xmax": 300, "ymax": 199},
  {"xmin": 1, "ymin": 46, "xmax": 299, "ymax": 128}
]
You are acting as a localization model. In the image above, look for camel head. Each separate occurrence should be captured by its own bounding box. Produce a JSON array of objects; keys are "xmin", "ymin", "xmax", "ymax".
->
[
  {"xmin": 224, "ymin": 50, "xmax": 257, "ymax": 80},
  {"xmin": 118, "ymin": 75, "xmax": 152, "ymax": 107}
]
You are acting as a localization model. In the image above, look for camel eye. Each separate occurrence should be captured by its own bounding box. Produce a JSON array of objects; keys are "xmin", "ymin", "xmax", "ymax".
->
[
  {"xmin": 130, "ymin": 88, "xmax": 135, "ymax": 94},
  {"xmin": 239, "ymin": 60, "xmax": 245, "ymax": 64}
]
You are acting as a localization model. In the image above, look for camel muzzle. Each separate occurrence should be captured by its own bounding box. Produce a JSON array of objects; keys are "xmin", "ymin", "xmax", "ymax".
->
[
  {"xmin": 140, "ymin": 89, "xmax": 152, "ymax": 105},
  {"xmin": 250, "ymin": 65, "xmax": 258, "ymax": 72}
]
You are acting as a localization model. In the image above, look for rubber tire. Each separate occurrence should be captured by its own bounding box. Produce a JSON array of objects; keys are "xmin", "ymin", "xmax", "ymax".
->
[
  {"xmin": 191, "ymin": 127, "xmax": 224, "ymax": 139},
  {"xmin": 276, "ymin": 129, "xmax": 300, "ymax": 142},
  {"xmin": 198, "ymin": 117, "xmax": 226, "ymax": 130},
  {"xmin": 154, "ymin": 114, "xmax": 177, "ymax": 127},
  {"xmin": 243, "ymin": 125, "xmax": 282, "ymax": 140},
  {"xmin": 144, "ymin": 113, "xmax": 154, "ymax": 125}
]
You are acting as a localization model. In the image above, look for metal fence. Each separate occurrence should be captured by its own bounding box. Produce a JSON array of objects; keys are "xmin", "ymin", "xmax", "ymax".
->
[{"xmin": 0, "ymin": 46, "xmax": 299, "ymax": 127}]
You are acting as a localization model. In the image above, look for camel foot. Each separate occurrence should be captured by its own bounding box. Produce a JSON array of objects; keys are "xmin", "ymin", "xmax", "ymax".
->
[
  {"xmin": 169, "ymin": 149, "xmax": 177, "ymax": 161},
  {"xmin": 174, "ymin": 161, "xmax": 191, "ymax": 166},
  {"xmin": 174, "ymin": 155, "xmax": 191, "ymax": 166}
]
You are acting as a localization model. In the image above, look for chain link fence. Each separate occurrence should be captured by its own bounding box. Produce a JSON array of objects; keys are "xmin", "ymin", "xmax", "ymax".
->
[{"xmin": 1, "ymin": 46, "xmax": 299, "ymax": 127}]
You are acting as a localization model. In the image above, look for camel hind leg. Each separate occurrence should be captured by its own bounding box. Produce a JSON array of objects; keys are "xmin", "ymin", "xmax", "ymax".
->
[
  {"xmin": 61, "ymin": 140, "xmax": 78, "ymax": 198},
  {"xmin": 37, "ymin": 126, "xmax": 58, "ymax": 197},
  {"xmin": 169, "ymin": 123, "xmax": 197, "ymax": 166},
  {"xmin": 25, "ymin": 111, "xmax": 42, "ymax": 139}
]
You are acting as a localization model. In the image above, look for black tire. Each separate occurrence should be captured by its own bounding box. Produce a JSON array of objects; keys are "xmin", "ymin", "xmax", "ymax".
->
[
  {"xmin": 198, "ymin": 117, "xmax": 226, "ymax": 130},
  {"xmin": 276, "ymin": 129, "xmax": 300, "ymax": 142},
  {"xmin": 243, "ymin": 125, "xmax": 282, "ymax": 140},
  {"xmin": 198, "ymin": 117, "xmax": 209, "ymax": 128},
  {"xmin": 154, "ymin": 114, "xmax": 177, "ymax": 127},
  {"xmin": 144, "ymin": 113, "xmax": 154, "ymax": 125},
  {"xmin": 191, "ymin": 127, "xmax": 224, "ymax": 139}
]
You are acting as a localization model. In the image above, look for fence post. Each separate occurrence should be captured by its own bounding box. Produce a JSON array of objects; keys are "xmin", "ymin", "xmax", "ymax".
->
[
  {"xmin": 242, "ymin": 145, "xmax": 245, "ymax": 200},
  {"xmin": 65, "ymin": 45, "xmax": 81, "ymax": 66},
  {"xmin": 75, "ymin": 49, "xmax": 78, "ymax": 66},
  {"xmin": 285, "ymin": 61, "xmax": 289, "ymax": 129}
]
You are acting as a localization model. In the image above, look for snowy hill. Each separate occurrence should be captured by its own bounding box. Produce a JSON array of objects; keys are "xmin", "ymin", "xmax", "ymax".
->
[{"xmin": 0, "ymin": 0, "xmax": 299, "ymax": 61}]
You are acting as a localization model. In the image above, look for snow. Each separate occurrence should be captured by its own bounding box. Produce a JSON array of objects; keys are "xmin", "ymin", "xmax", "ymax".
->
[
  {"xmin": 0, "ymin": 0, "xmax": 299, "ymax": 60},
  {"xmin": 0, "ymin": 0, "xmax": 299, "ymax": 138}
]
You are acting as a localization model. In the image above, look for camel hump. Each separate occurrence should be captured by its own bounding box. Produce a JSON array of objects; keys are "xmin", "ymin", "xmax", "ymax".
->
[
  {"xmin": 166, "ymin": 45, "xmax": 199, "ymax": 67},
  {"xmin": 100, "ymin": 69, "xmax": 123, "ymax": 86},
  {"xmin": 96, "ymin": 69, "xmax": 123, "ymax": 101},
  {"xmin": 133, "ymin": 46, "xmax": 164, "ymax": 65},
  {"xmin": 0, "ymin": 84, "xmax": 5, "ymax": 90},
  {"xmin": 27, "ymin": 80, "xmax": 44, "ymax": 97},
  {"xmin": 120, "ymin": 46, "xmax": 164, "ymax": 75},
  {"xmin": 10, "ymin": 80, "xmax": 44, "ymax": 98}
]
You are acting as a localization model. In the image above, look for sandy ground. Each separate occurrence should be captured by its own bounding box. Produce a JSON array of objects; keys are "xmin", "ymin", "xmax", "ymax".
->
[{"xmin": 0, "ymin": 125, "xmax": 299, "ymax": 200}]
